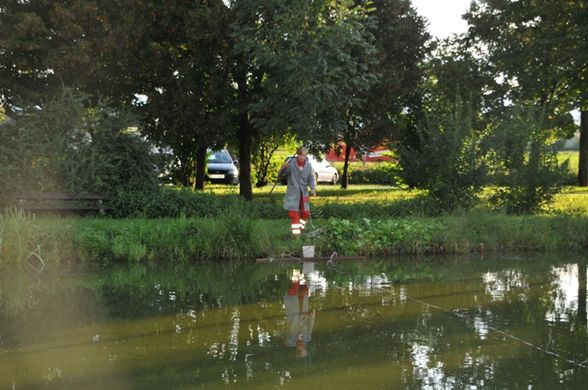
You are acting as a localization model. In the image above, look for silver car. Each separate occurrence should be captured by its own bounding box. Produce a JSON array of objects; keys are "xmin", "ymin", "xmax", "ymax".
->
[{"xmin": 280, "ymin": 155, "xmax": 339, "ymax": 185}]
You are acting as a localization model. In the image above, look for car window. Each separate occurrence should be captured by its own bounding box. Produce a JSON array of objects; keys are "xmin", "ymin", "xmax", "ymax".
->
[{"xmin": 208, "ymin": 151, "xmax": 233, "ymax": 164}]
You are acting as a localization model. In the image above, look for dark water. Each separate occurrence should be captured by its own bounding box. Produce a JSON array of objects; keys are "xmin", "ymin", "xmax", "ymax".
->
[{"xmin": 1, "ymin": 253, "xmax": 588, "ymax": 389}]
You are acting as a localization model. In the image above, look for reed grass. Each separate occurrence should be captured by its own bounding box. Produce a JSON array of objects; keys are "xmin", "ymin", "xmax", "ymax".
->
[
  {"xmin": 2, "ymin": 183, "xmax": 588, "ymax": 263},
  {"xmin": 0, "ymin": 209, "xmax": 45, "ymax": 270},
  {"xmin": 1, "ymin": 212, "xmax": 582, "ymax": 263}
]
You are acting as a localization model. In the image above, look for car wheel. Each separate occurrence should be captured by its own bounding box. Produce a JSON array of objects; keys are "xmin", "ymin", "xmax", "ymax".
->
[{"xmin": 331, "ymin": 173, "xmax": 339, "ymax": 185}]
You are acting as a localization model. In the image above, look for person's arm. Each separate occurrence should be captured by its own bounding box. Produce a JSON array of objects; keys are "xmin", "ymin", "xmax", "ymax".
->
[{"xmin": 308, "ymin": 166, "xmax": 316, "ymax": 196}]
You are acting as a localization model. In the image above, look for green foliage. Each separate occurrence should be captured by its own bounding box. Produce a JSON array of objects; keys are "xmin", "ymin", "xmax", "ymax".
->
[
  {"xmin": 3, "ymin": 201, "xmax": 588, "ymax": 264},
  {"xmin": 332, "ymin": 162, "xmax": 400, "ymax": 185},
  {"xmin": 251, "ymin": 134, "xmax": 296, "ymax": 187},
  {"xmin": 108, "ymin": 187, "xmax": 216, "ymax": 218},
  {"xmin": 0, "ymin": 1, "xmax": 92, "ymax": 110},
  {"xmin": 465, "ymin": 0, "xmax": 586, "ymax": 120},
  {"xmin": 73, "ymin": 217, "xmax": 294, "ymax": 262},
  {"xmin": 0, "ymin": 89, "xmax": 84, "ymax": 193},
  {"xmin": 134, "ymin": 1, "xmax": 235, "ymax": 187},
  {"xmin": 0, "ymin": 209, "xmax": 44, "ymax": 267},
  {"xmin": 465, "ymin": 0, "xmax": 586, "ymax": 185},
  {"xmin": 320, "ymin": 217, "xmax": 445, "ymax": 256},
  {"xmin": 0, "ymin": 88, "xmax": 158, "ymax": 195},
  {"xmin": 108, "ymin": 186, "xmax": 285, "ymax": 219},
  {"xmin": 399, "ymin": 101, "xmax": 486, "ymax": 213},
  {"xmin": 488, "ymin": 106, "xmax": 569, "ymax": 214}
]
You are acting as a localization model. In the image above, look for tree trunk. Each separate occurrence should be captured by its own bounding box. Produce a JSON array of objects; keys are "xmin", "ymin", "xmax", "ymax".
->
[
  {"xmin": 238, "ymin": 121, "xmax": 253, "ymax": 201},
  {"xmin": 578, "ymin": 262, "xmax": 587, "ymax": 326},
  {"xmin": 178, "ymin": 155, "xmax": 193, "ymax": 188},
  {"xmin": 340, "ymin": 141, "xmax": 352, "ymax": 189},
  {"xmin": 579, "ymin": 109, "xmax": 588, "ymax": 186},
  {"xmin": 195, "ymin": 145, "xmax": 207, "ymax": 191}
]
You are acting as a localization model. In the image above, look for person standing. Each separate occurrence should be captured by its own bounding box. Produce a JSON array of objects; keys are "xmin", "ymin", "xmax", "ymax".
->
[{"xmin": 279, "ymin": 147, "xmax": 317, "ymax": 237}]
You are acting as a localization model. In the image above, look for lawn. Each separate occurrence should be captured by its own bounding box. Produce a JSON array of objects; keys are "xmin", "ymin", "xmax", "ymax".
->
[
  {"xmin": 204, "ymin": 182, "xmax": 588, "ymax": 216},
  {"xmin": 559, "ymin": 150, "xmax": 579, "ymax": 174}
]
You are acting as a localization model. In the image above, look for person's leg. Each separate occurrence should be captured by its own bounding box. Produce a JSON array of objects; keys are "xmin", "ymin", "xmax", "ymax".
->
[
  {"xmin": 300, "ymin": 210, "xmax": 310, "ymax": 232},
  {"xmin": 298, "ymin": 192, "xmax": 309, "ymax": 232},
  {"xmin": 288, "ymin": 210, "xmax": 301, "ymax": 237}
]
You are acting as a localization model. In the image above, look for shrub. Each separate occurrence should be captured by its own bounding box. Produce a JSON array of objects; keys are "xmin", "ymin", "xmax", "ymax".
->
[
  {"xmin": 399, "ymin": 101, "xmax": 486, "ymax": 213},
  {"xmin": 487, "ymin": 106, "xmax": 569, "ymax": 214},
  {"xmin": 0, "ymin": 88, "xmax": 158, "ymax": 195},
  {"xmin": 319, "ymin": 217, "xmax": 445, "ymax": 255},
  {"xmin": 108, "ymin": 186, "xmax": 219, "ymax": 218},
  {"xmin": 331, "ymin": 162, "xmax": 400, "ymax": 185},
  {"xmin": 107, "ymin": 185, "xmax": 285, "ymax": 219}
]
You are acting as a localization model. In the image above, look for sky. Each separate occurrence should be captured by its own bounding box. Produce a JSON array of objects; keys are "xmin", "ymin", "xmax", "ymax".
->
[{"xmin": 411, "ymin": 0, "xmax": 471, "ymax": 39}]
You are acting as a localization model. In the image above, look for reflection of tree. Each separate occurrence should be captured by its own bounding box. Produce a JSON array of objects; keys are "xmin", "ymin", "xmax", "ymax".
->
[{"xmin": 578, "ymin": 261, "xmax": 587, "ymax": 326}]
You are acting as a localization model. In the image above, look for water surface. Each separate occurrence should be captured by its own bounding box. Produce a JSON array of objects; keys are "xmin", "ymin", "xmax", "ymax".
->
[{"xmin": 1, "ymin": 253, "xmax": 587, "ymax": 389}]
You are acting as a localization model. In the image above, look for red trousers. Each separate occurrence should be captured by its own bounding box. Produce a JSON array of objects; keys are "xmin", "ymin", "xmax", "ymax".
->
[{"xmin": 288, "ymin": 193, "xmax": 310, "ymax": 235}]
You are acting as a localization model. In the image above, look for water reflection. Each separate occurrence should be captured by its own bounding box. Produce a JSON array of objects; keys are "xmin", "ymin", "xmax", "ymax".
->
[
  {"xmin": 1, "ymin": 254, "xmax": 587, "ymax": 388},
  {"xmin": 545, "ymin": 263, "xmax": 588, "ymax": 325},
  {"xmin": 283, "ymin": 264, "xmax": 316, "ymax": 359}
]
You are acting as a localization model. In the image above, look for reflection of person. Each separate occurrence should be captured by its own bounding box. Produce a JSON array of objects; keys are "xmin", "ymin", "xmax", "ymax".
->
[
  {"xmin": 279, "ymin": 147, "xmax": 317, "ymax": 237},
  {"xmin": 283, "ymin": 268, "xmax": 315, "ymax": 358}
]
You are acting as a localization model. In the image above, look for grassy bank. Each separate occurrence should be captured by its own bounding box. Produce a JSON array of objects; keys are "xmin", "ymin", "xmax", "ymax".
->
[
  {"xmin": 1, "ymin": 210, "xmax": 587, "ymax": 264},
  {"xmin": 2, "ymin": 184, "xmax": 587, "ymax": 263}
]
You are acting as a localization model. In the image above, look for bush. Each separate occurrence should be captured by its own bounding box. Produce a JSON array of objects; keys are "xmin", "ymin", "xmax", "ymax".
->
[
  {"xmin": 487, "ymin": 106, "xmax": 569, "ymax": 214},
  {"xmin": 319, "ymin": 217, "xmax": 446, "ymax": 255},
  {"xmin": 107, "ymin": 186, "xmax": 285, "ymax": 219},
  {"xmin": 0, "ymin": 88, "xmax": 158, "ymax": 195},
  {"xmin": 331, "ymin": 162, "xmax": 400, "ymax": 185},
  {"xmin": 399, "ymin": 101, "xmax": 486, "ymax": 213}
]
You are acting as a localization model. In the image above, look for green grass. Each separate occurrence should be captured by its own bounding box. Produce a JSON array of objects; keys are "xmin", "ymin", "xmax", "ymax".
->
[
  {"xmin": 5, "ymin": 210, "xmax": 585, "ymax": 263},
  {"xmin": 559, "ymin": 150, "xmax": 579, "ymax": 174},
  {"xmin": 3, "ymin": 183, "xmax": 588, "ymax": 263},
  {"xmin": 254, "ymin": 183, "xmax": 588, "ymax": 217},
  {"xmin": 549, "ymin": 186, "xmax": 588, "ymax": 215},
  {"xmin": 160, "ymin": 181, "xmax": 588, "ymax": 219}
]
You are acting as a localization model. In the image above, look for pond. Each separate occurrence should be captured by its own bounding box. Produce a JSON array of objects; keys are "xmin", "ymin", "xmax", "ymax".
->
[{"xmin": 1, "ymin": 253, "xmax": 587, "ymax": 389}]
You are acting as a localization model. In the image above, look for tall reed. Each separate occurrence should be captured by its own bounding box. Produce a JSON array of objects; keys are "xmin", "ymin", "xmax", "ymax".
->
[{"xmin": 0, "ymin": 209, "xmax": 45, "ymax": 271}]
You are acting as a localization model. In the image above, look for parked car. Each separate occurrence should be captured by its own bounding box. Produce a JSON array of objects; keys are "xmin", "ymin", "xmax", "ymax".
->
[
  {"xmin": 280, "ymin": 155, "xmax": 339, "ymax": 185},
  {"xmin": 207, "ymin": 149, "xmax": 239, "ymax": 185}
]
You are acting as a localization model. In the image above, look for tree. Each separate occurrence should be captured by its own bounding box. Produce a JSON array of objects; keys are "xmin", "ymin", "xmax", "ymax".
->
[
  {"xmin": 0, "ymin": 0, "xmax": 140, "ymax": 111},
  {"xmin": 0, "ymin": 1, "xmax": 86, "ymax": 109},
  {"xmin": 345, "ymin": 0, "xmax": 429, "ymax": 189},
  {"xmin": 0, "ymin": 1, "xmax": 234, "ymax": 191},
  {"xmin": 107, "ymin": 1, "xmax": 235, "ymax": 190},
  {"xmin": 424, "ymin": 38, "xmax": 507, "ymax": 125},
  {"xmin": 309, "ymin": 0, "xmax": 430, "ymax": 189},
  {"xmin": 0, "ymin": 0, "xmax": 411, "ymax": 198},
  {"xmin": 464, "ymin": 0, "xmax": 588, "ymax": 185},
  {"xmin": 229, "ymin": 0, "xmax": 379, "ymax": 199}
]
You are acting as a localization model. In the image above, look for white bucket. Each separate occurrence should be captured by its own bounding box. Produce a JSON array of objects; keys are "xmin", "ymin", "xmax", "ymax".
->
[{"xmin": 302, "ymin": 245, "xmax": 315, "ymax": 258}]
